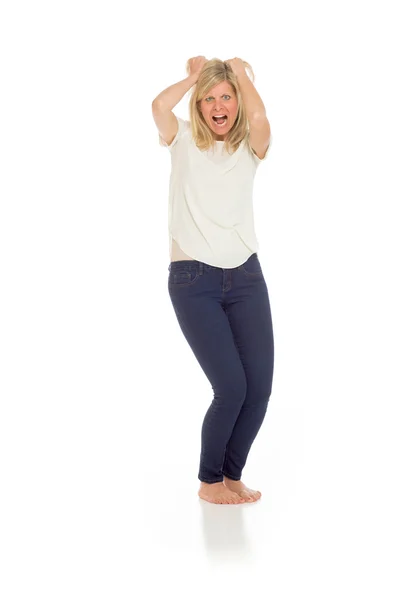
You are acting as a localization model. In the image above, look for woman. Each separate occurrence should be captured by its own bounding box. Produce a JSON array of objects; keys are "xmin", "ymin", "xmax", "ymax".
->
[{"xmin": 152, "ymin": 57, "xmax": 274, "ymax": 505}]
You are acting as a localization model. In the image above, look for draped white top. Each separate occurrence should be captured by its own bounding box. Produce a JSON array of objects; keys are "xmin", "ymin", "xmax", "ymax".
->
[{"xmin": 164, "ymin": 117, "xmax": 271, "ymax": 268}]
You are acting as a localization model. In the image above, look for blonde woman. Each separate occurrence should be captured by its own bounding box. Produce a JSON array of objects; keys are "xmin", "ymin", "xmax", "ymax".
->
[{"xmin": 152, "ymin": 57, "xmax": 274, "ymax": 505}]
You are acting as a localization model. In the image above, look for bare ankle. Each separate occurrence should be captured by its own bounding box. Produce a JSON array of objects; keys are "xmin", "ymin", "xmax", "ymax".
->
[{"xmin": 200, "ymin": 480, "xmax": 223, "ymax": 486}]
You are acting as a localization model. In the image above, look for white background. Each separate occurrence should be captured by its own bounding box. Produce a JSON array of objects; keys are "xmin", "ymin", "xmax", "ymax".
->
[{"xmin": 1, "ymin": 0, "xmax": 399, "ymax": 597}]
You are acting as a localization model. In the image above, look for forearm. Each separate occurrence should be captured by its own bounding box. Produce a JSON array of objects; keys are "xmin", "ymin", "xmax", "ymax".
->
[
  {"xmin": 236, "ymin": 72, "xmax": 268, "ymax": 122},
  {"xmin": 152, "ymin": 74, "xmax": 198, "ymax": 111}
]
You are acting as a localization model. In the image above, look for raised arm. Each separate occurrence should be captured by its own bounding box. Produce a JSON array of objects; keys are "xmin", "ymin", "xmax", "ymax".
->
[
  {"xmin": 152, "ymin": 57, "xmax": 207, "ymax": 146},
  {"xmin": 152, "ymin": 75, "xmax": 197, "ymax": 146}
]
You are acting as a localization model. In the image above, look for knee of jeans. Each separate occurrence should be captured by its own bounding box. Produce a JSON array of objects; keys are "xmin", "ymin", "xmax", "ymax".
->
[
  {"xmin": 245, "ymin": 379, "xmax": 273, "ymax": 405},
  {"xmin": 213, "ymin": 377, "xmax": 247, "ymax": 406}
]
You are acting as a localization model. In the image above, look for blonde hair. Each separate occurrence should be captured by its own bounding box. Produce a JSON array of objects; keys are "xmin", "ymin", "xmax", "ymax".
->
[{"xmin": 159, "ymin": 57, "xmax": 255, "ymax": 155}]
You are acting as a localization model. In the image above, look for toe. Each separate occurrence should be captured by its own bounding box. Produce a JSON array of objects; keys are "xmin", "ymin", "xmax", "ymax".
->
[
  {"xmin": 241, "ymin": 491, "xmax": 254, "ymax": 502},
  {"xmin": 248, "ymin": 488, "xmax": 261, "ymax": 501}
]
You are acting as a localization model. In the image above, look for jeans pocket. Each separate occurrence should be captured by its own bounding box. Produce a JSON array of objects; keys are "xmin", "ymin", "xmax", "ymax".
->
[
  {"xmin": 238, "ymin": 254, "xmax": 263, "ymax": 277},
  {"xmin": 168, "ymin": 266, "xmax": 200, "ymax": 287}
]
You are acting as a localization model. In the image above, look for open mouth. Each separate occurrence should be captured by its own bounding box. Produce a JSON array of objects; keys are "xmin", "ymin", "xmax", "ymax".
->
[{"xmin": 212, "ymin": 115, "xmax": 228, "ymax": 126}]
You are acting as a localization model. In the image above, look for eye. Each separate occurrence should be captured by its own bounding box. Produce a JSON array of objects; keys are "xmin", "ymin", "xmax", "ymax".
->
[{"xmin": 205, "ymin": 95, "xmax": 231, "ymax": 102}]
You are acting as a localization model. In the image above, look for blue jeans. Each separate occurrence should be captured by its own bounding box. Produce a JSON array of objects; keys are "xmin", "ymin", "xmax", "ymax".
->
[{"xmin": 168, "ymin": 252, "xmax": 274, "ymax": 484}]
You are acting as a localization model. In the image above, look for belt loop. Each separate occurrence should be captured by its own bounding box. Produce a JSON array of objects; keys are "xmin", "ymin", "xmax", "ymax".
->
[{"xmin": 199, "ymin": 261, "xmax": 204, "ymax": 275}]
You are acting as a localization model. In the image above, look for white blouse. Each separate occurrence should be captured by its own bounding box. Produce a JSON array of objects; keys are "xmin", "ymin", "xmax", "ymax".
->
[{"xmin": 163, "ymin": 117, "xmax": 271, "ymax": 268}]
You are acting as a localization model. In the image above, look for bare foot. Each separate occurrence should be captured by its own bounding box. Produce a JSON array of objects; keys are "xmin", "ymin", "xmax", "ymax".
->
[
  {"xmin": 198, "ymin": 481, "xmax": 246, "ymax": 504},
  {"xmin": 223, "ymin": 476, "xmax": 262, "ymax": 502}
]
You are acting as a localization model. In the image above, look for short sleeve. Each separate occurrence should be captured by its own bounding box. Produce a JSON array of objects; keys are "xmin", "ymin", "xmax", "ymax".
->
[
  {"xmin": 161, "ymin": 117, "xmax": 190, "ymax": 152},
  {"xmin": 250, "ymin": 133, "xmax": 273, "ymax": 164}
]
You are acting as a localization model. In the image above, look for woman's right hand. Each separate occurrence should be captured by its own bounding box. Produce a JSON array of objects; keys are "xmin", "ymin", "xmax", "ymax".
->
[{"xmin": 186, "ymin": 56, "xmax": 207, "ymax": 81}]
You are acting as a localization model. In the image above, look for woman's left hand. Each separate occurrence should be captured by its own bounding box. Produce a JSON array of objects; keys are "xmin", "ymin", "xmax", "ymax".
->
[{"xmin": 226, "ymin": 57, "xmax": 247, "ymax": 79}]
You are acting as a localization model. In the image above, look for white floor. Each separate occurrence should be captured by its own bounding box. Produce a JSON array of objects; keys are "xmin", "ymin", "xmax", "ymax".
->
[{"xmin": 2, "ymin": 371, "xmax": 399, "ymax": 599}]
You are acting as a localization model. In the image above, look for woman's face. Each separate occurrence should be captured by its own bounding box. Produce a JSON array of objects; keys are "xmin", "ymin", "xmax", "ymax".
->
[{"xmin": 199, "ymin": 81, "xmax": 239, "ymax": 140}]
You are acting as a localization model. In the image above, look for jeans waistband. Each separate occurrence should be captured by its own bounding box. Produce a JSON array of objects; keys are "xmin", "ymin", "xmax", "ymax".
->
[
  {"xmin": 168, "ymin": 253, "xmax": 258, "ymax": 273},
  {"xmin": 168, "ymin": 260, "xmax": 216, "ymax": 273}
]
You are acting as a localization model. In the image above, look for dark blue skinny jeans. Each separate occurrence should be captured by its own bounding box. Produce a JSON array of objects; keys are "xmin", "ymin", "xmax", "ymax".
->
[{"xmin": 168, "ymin": 252, "xmax": 275, "ymax": 484}]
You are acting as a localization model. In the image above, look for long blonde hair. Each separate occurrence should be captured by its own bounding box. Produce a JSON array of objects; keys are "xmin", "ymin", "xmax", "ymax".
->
[
  {"xmin": 187, "ymin": 57, "xmax": 254, "ymax": 154},
  {"xmin": 159, "ymin": 57, "xmax": 255, "ymax": 155}
]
